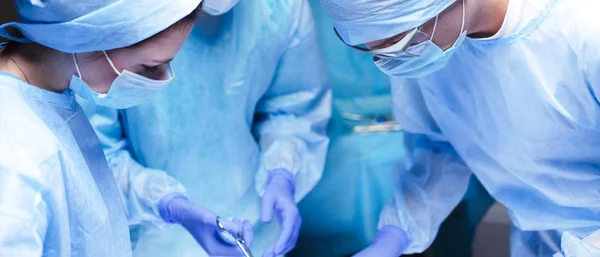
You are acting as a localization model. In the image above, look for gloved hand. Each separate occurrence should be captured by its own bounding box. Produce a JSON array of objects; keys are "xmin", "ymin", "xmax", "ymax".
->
[
  {"xmin": 158, "ymin": 193, "xmax": 254, "ymax": 256},
  {"xmin": 261, "ymin": 169, "xmax": 302, "ymax": 257},
  {"xmin": 353, "ymin": 226, "xmax": 409, "ymax": 257}
]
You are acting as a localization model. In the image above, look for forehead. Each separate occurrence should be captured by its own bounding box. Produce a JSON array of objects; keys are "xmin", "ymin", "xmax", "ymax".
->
[{"xmin": 131, "ymin": 22, "xmax": 193, "ymax": 57}]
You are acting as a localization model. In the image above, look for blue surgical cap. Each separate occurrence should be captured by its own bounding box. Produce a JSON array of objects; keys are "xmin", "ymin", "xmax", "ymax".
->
[
  {"xmin": 321, "ymin": 0, "xmax": 455, "ymax": 45},
  {"xmin": 0, "ymin": 0, "xmax": 202, "ymax": 53}
]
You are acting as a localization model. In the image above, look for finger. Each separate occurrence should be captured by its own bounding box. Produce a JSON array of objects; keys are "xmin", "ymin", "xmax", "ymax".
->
[
  {"xmin": 262, "ymin": 245, "xmax": 276, "ymax": 257},
  {"xmin": 274, "ymin": 207, "xmax": 298, "ymax": 254},
  {"xmin": 233, "ymin": 218, "xmax": 253, "ymax": 244},
  {"xmin": 242, "ymin": 220, "xmax": 254, "ymax": 246},
  {"xmin": 232, "ymin": 217, "xmax": 243, "ymax": 234},
  {"xmin": 209, "ymin": 243, "xmax": 246, "ymax": 257},
  {"xmin": 229, "ymin": 218, "xmax": 248, "ymax": 248},
  {"xmin": 261, "ymin": 195, "xmax": 275, "ymax": 223},
  {"xmin": 218, "ymin": 218, "xmax": 242, "ymax": 236},
  {"xmin": 352, "ymin": 247, "xmax": 372, "ymax": 257},
  {"xmin": 279, "ymin": 214, "xmax": 302, "ymax": 254},
  {"xmin": 287, "ymin": 215, "xmax": 302, "ymax": 252}
]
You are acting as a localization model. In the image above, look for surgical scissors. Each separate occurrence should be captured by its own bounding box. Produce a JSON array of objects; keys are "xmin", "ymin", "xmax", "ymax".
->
[
  {"xmin": 216, "ymin": 217, "xmax": 255, "ymax": 257},
  {"xmin": 340, "ymin": 112, "xmax": 402, "ymax": 133}
]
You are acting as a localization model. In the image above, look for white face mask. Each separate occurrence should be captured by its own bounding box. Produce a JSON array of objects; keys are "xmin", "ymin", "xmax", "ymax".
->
[
  {"xmin": 70, "ymin": 51, "xmax": 174, "ymax": 109},
  {"xmin": 203, "ymin": 0, "xmax": 240, "ymax": 16}
]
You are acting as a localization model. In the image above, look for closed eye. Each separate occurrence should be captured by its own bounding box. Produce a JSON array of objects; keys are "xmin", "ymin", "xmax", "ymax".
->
[{"xmin": 143, "ymin": 65, "xmax": 160, "ymax": 73}]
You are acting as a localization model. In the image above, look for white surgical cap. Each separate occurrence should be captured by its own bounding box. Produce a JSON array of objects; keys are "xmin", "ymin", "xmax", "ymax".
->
[
  {"xmin": 321, "ymin": 0, "xmax": 455, "ymax": 45},
  {"xmin": 0, "ymin": 0, "xmax": 203, "ymax": 53},
  {"xmin": 203, "ymin": 0, "xmax": 240, "ymax": 16}
]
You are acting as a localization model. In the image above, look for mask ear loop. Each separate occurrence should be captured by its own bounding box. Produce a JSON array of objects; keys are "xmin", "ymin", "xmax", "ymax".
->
[
  {"xmin": 72, "ymin": 54, "xmax": 83, "ymax": 80},
  {"xmin": 71, "ymin": 53, "xmax": 101, "ymax": 104},
  {"xmin": 430, "ymin": 15, "xmax": 439, "ymax": 42},
  {"xmin": 460, "ymin": 0, "xmax": 466, "ymax": 34},
  {"xmin": 103, "ymin": 51, "xmax": 122, "ymax": 76}
]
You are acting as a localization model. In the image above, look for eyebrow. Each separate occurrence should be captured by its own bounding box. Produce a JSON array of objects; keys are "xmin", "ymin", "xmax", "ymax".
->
[
  {"xmin": 152, "ymin": 58, "xmax": 174, "ymax": 64},
  {"xmin": 370, "ymin": 39, "xmax": 395, "ymax": 49}
]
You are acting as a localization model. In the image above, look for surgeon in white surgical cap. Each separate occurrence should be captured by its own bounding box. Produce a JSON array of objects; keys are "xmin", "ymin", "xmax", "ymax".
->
[
  {"xmin": 0, "ymin": 1, "xmax": 254, "ymax": 256},
  {"xmin": 319, "ymin": 0, "xmax": 600, "ymax": 256},
  {"xmin": 86, "ymin": 0, "xmax": 331, "ymax": 256}
]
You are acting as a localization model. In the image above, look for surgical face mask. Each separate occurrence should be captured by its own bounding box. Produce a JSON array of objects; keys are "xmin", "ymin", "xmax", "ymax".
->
[
  {"xmin": 374, "ymin": 0, "xmax": 467, "ymax": 78},
  {"xmin": 70, "ymin": 51, "xmax": 174, "ymax": 109},
  {"xmin": 203, "ymin": 0, "xmax": 240, "ymax": 16}
]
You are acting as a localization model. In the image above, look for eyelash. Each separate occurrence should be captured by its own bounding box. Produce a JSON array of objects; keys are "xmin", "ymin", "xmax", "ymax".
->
[{"xmin": 143, "ymin": 65, "xmax": 160, "ymax": 73}]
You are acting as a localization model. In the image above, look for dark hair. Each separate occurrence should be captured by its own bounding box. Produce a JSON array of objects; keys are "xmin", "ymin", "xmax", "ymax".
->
[
  {"xmin": 0, "ymin": 40, "xmax": 20, "ymax": 57},
  {"xmin": 184, "ymin": 3, "xmax": 203, "ymax": 22},
  {"xmin": 170, "ymin": 5, "xmax": 203, "ymax": 32},
  {"xmin": 0, "ymin": 26, "xmax": 24, "ymax": 57}
]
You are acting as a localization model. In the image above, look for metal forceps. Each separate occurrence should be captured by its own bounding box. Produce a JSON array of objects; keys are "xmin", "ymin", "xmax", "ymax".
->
[{"xmin": 216, "ymin": 217, "xmax": 255, "ymax": 257}]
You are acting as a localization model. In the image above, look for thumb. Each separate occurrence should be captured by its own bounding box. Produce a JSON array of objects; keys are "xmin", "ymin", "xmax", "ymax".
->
[
  {"xmin": 241, "ymin": 220, "xmax": 254, "ymax": 246},
  {"xmin": 261, "ymin": 195, "xmax": 275, "ymax": 223}
]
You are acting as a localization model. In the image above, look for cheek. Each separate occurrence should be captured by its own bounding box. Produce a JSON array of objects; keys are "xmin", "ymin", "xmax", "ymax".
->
[
  {"xmin": 431, "ymin": 26, "xmax": 461, "ymax": 51},
  {"xmin": 82, "ymin": 58, "xmax": 118, "ymax": 94},
  {"xmin": 108, "ymin": 50, "xmax": 140, "ymax": 73},
  {"xmin": 431, "ymin": 14, "xmax": 464, "ymax": 50},
  {"xmin": 421, "ymin": 20, "xmax": 436, "ymax": 38}
]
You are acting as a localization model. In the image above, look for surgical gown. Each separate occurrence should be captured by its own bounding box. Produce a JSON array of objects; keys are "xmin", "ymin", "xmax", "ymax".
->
[
  {"xmin": 87, "ymin": 0, "xmax": 331, "ymax": 256},
  {"xmin": 380, "ymin": 0, "xmax": 600, "ymax": 255},
  {"xmin": 0, "ymin": 73, "xmax": 135, "ymax": 257},
  {"xmin": 288, "ymin": 0, "xmax": 403, "ymax": 256}
]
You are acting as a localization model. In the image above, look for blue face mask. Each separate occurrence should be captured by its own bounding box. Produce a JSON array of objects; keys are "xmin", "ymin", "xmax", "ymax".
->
[
  {"xmin": 374, "ymin": 1, "xmax": 467, "ymax": 78},
  {"xmin": 70, "ymin": 51, "xmax": 174, "ymax": 109}
]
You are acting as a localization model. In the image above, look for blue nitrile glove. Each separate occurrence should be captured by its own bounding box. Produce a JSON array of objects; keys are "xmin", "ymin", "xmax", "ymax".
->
[
  {"xmin": 353, "ymin": 225, "xmax": 409, "ymax": 257},
  {"xmin": 158, "ymin": 193, "xmax": 254, "ymax": 256},
  {"xmin": 261, "ymin": 169, "xmax": 302, "ymax": 257}
]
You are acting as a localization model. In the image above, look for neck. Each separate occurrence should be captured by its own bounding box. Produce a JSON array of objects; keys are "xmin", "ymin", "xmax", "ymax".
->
[
  {"xmin": 0, "ymin": 43, "xmax": 75, "ymax": 93},
  {"xmin": 465, "ymin": 0, "xmax": 509, "ymax": 38}
]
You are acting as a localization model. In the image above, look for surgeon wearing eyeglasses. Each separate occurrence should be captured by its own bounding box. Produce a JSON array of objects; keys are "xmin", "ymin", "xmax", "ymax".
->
[{"xmin": 320, "ymin": 0, "xmax": 600, "ymax": 256}]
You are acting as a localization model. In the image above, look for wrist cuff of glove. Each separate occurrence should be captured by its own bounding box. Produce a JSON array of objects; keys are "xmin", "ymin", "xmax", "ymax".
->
[
  {"xmin": 267, "ymin": 169, "xmax": 296, "ymax": 193},
  {"xmin": 158, "ymin": 193, "xmax": 188, "ymax": 223},
  {"xmin": 378, "ymin": 225, "xmax": 409, "ymax": 255}
]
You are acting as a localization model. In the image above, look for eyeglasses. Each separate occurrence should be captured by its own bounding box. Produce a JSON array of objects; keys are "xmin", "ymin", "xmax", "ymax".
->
[{"xmin": 334, "ymin": 25, "xmax": 432, "ymax": 57}]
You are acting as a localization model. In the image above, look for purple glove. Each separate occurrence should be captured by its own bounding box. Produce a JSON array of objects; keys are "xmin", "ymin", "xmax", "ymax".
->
[
  {"xmin": 353, "ymin": 226, "xmax": 409, "ymax": 257},
  {"xmin": 261, "ymin": 169, "xmax": 302, "ymax": 257},
  {"xmin": 158, "ymin": 193, "xmax": 254, "ymax": 256}
]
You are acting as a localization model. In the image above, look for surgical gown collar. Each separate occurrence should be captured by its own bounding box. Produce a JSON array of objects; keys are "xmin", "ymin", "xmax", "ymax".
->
[
  {"xmin": 1, "ymin": 72, "xmax": 76, "ymax": 110},
  {"xmin": 470, "ymin": 0, "xmax": 558, "ymax": 46}
]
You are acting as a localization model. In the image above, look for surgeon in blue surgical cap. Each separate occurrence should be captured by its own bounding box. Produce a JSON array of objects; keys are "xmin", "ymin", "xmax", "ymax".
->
[
  {"xmin": 0, "ymin": 1, "xmax": 254, "ymax": 256},
  {"xmin": 87, "ymin": 0, "xmax": 331, "ymax": 257},
  {"xmin": 319, "ymin": 0, "xmax": 600, "ymax": 256}
]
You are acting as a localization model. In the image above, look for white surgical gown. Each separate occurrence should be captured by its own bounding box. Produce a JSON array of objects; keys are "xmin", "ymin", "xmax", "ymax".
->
[
  {"xmin": 381, "ymin": 0, "xmax": 600, "ymax": 255},
  {"xmin": 87, "ymin": 0, "xmax": 331, "ymax": 256},
  {"xmin": 0, "ymin": 73, "xmax": 134, "ymax": 257}
]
